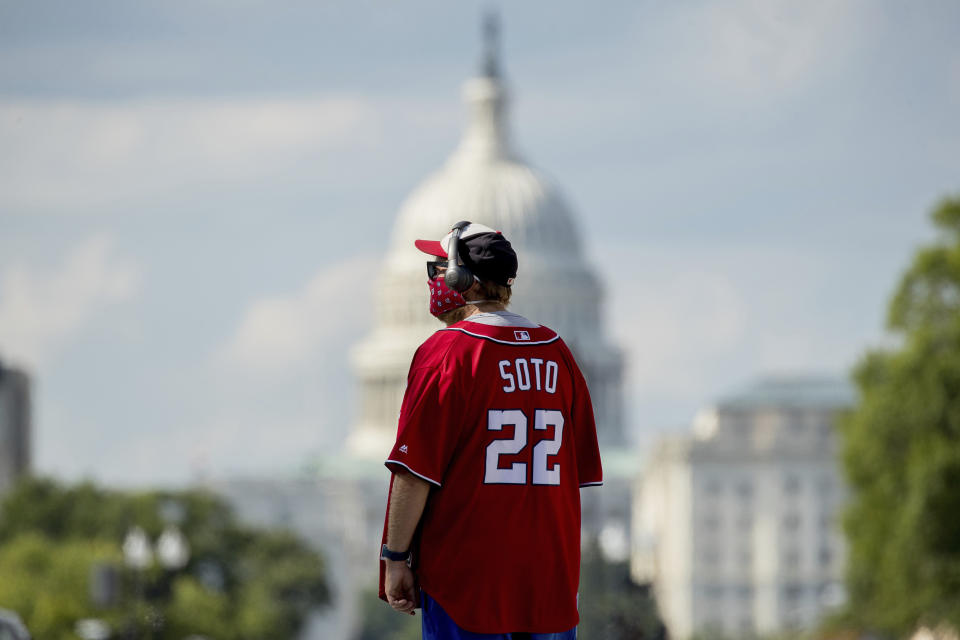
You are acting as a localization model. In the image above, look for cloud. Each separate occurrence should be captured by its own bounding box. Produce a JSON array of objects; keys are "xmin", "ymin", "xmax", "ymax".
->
[
  {"xmin": 0, "ymin": 234, "xmax": 140, "ymax": 368},
  {"xmin": 219, "ymin": 254, "xmax": 376, "ymax": 372},
  {"xmin": 606, "ymin": 242, "xmax": 877, "ymax": 434},
  {"xmin": 34, "ymin": 254, "xmax": 382, "ymax": 485},
  {"xmin": 612, "ymin": 266, "xmax": 747, "ymax": 395},
  {"xmin": 653, "ymin": 0, "xmax": 871, "ymax": 99},
  {"xmin": 82, "ymin": 415, "xmax": 327, "ymax": 487},
  {"xmin": 0, "ymin": 95, "xmax": 381, "ymax": 212},
  {"xmin": 37, "ymin": 393, "xmax": 329, "ymax": 486},
  {"xmin": 141, "ymin": 254, "xmax": 384, "ymax": 481}
]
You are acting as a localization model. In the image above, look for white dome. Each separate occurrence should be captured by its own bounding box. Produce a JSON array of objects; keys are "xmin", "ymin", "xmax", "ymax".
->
[
  {"xmin": 349, "ymin": 58, "xmax": 624, "ymax": 459},
  {"xmin": 386, "ymin": 77, "xmax": 583, "ymax": 275}
]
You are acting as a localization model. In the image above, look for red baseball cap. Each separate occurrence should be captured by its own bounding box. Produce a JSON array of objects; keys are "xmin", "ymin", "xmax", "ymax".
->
[{"xmin": 415, "ymin": 222, "xmax": 518, "ymax": 286}]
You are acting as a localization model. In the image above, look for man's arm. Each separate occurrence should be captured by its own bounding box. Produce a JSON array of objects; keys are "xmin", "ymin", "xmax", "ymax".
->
[{"xmin": 384, "ymin": 469, "xmax": 431, "ymax": 615}]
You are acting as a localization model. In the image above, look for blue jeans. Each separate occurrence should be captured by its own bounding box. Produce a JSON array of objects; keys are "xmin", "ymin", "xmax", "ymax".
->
[{"xmin": 420, "ymin": 590, "xmax": 577, "ymax": 640}]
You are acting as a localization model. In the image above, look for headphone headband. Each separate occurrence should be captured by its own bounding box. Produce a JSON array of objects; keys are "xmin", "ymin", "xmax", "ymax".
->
[{"xmin": 444, "ymin": 221, "xmax": 476, "ymax": 292}]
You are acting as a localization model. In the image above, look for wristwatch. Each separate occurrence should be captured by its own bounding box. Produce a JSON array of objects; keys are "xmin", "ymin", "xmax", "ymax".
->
[{"xmin": 381, "ymin": 544, "xmax": 413, "ymax": 567}]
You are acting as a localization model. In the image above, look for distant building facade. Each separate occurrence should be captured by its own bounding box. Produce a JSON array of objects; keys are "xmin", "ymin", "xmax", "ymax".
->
[
  {"xmin": 0, "ymin": 359, "xmax": 31, "ymax": 495},
  {"xmin": 632, "ymin": 377, "xmax": 853, "ymax": 639}
]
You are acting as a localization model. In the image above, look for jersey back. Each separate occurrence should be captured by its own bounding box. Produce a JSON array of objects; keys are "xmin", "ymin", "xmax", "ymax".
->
[{"xmin": 383, "ymin": 316, "xmax": 603, "ymax": 634}]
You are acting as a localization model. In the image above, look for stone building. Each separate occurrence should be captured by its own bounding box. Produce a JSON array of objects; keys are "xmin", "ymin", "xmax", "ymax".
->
[{"xmin": 632, "ymin": 376, "xmax": 853, "ymax": 639}]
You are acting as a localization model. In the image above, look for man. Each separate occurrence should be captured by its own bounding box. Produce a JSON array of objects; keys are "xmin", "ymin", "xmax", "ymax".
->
[{"xmin": 378, "ymin": 221, "xmax": 602, "ymax": 639}]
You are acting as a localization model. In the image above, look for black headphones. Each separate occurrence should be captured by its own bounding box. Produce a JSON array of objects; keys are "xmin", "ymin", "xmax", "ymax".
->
[{"xmin": 444, "ymin": 220, "xmax": 476, "ymax": 293}]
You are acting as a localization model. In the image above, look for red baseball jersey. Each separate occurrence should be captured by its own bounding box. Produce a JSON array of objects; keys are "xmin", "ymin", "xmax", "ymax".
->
[{"xmin": 379, "ymin": 312, "xmax": 603, "ymax": 634}]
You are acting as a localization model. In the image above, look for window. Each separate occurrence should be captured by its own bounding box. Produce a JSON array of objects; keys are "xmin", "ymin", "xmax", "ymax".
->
[
  {"xmin": 819, "ymin": 422, "xmax": 834, "ymax": 440},
  {"xmin": 818, "ymin": 581, "xmax": 847, "ymax": 607},
  {"xmin": 783, "ymin": 474, "xmax": 801, "ymax": 494},
  {"xmin": 819, "ymin": 547, "xmax": 832, "ymax": 567},
  {"xmin": 705, "ymin": 478, "xmax": 722, "ymax": 496},
  {"xmin": 783, "ymin": 512, "xmax": 801, "ymax": 531},
  {"xmin": 783, "ymin": 584, "xmax": 803, "ymax": 603},
  {"xmin": 782, "ymin": 586, "xmax": 805, "ymax": 628},
  {"xmin": 703, "ymin": 514, "xmax": 720, "ymax": 531},
  {"xmin": 737, "ymin": 480, "xmax": 754, "ymax": 500},
  {"xmin": 788, "ymin": 412, "xmax": 806, "ymax": 436},
  {"xmin": 818, "ymin": 476, "xmax": 834, "ymax": 496},
  {"xmin": 702, "ymin": 548, "xmax": 720, "ymax": 567}
]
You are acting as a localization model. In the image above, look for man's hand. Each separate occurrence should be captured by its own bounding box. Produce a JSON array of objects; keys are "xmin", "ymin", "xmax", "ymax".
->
[{"xmin": 384, "ymin": 560, "xmax": 418, "ymax": 615}]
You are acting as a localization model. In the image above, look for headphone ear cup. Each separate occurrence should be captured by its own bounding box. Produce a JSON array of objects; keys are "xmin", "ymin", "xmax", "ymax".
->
[{"xmin": 444, "ymin": 266, "xmax": 474, "ymax": 293}]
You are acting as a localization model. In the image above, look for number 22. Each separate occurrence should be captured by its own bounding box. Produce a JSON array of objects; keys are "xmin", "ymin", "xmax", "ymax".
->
[{"xmin": 485, "ymin": 409, "xmax": 564, "ymax": 485}]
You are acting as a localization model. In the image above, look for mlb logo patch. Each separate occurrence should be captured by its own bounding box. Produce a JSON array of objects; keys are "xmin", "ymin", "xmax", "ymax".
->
[{"xmin": 514, "ymin": 330, "xmax": 531, "ymax": 341}]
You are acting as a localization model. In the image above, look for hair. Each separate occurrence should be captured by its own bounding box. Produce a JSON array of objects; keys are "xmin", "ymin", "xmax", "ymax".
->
[
  {"xmin": 473, "ymin": 279, "xmax": 512, "ymax": 306},
  {"xmin": 437, "ymin": 306, "xmax": 469, "ymax": 326}
]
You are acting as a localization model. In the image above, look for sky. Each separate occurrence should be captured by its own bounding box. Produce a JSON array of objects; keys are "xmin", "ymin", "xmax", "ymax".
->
[{"xmin": 1, "ymin": 0, "xmax": 958, "ymax": 486}]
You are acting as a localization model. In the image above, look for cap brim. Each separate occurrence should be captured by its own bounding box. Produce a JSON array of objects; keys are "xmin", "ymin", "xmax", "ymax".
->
[{"xmin": 415, "ymin": 239, "xmax": 448, "ymax": 258}]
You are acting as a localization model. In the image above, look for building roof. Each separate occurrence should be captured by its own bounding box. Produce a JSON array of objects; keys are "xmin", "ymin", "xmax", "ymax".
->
[{"xmin": 716, "ymin": 375, "xmax": 855, "ymax": 411}]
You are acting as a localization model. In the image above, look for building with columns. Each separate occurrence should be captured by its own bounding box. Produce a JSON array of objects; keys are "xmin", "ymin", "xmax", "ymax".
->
[{"xmin": 632, "ymin": 376, "xmax": 853, "ymax": 639}]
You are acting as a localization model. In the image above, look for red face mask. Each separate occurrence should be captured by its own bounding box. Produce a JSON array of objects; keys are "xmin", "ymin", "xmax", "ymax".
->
[{"xmin": 428, "ymin": 277, "xmax": 466, "ymax": 317}]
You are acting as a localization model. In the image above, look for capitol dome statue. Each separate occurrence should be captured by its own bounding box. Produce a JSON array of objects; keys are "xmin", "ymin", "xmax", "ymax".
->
[{"xmin": 349, "ymin": 17, "xmax": 624, "ymax": 458}]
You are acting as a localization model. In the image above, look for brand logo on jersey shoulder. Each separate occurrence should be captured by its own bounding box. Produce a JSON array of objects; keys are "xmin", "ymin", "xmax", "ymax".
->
[
  {"xmin": 399, "ymin": 444, "xmax": 408, "ymax": 454},
  {"xmin": 514, "ymin": 330, "xmax": 531, "ymax": 341}
]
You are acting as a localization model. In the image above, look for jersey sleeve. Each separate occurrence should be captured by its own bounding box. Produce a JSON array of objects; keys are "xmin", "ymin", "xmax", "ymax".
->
[
  {"xmin": 384, "ymin": 351, "xmax": 463, "ymax": 487},
  {"xmin": 561, "ymin": 342, "xmax": 603, "ymax": 487}
]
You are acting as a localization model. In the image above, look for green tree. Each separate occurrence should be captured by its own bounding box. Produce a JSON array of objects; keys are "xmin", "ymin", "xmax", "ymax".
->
[
  {"xmin": 0, "ymin": 477, "xmax": 330, "ymax": 640},
  {"xmin": 0, "ymin": 534, "xmax": 120, "ymax": 640},
  {"xmin": 839, "ymin": 196, "xmax": 960, "ymax": 637},
  {"xmin": 577, "ymin": 538, "xmax": 664, "ymax": 640}
]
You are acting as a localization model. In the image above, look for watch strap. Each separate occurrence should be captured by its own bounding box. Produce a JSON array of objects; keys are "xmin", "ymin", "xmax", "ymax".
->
[{"xmin": 381, "ymin": 544, "xmax": 411, "ymax": 563}]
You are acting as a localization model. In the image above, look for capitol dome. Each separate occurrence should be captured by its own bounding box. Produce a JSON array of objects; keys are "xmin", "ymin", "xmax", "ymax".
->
[
  {"xmin": 349, "ymin": 29, "xmax": 624, "ymax": 459},
  {"xmin": 385, "ymin": 79, "xmax": 583, "ymax": 271}
]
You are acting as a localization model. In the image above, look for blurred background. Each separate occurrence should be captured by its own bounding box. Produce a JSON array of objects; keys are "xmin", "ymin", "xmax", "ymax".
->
[{"xmin": 1, "ymin": 1, "xmax": 959, "ymax": 639}]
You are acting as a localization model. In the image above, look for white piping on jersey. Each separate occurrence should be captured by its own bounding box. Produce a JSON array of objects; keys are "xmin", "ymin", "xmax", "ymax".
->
[
  {"xmin": 440, "ymin": 326, "xmax": 560, "ymax": 346},
  {"xmin": 385, "ymin": 459, "xmax": 442, "ymax": 487},
  {"xmin": 579, "ymin": 481, "xmax": 604, "ymax": 487},
  {"xmin": 462, "ymin": 311, "xmax": 539, "ymax": 328}
]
